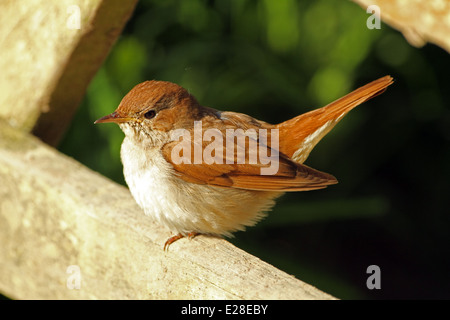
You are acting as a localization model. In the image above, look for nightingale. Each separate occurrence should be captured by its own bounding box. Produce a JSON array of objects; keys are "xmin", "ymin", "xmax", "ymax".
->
[{"xmin": 95, "ymin": 76, "xmax": 393, "ymax": 249}]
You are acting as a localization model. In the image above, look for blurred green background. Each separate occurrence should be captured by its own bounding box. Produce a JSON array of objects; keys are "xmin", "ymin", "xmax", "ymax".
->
[{"xmin": 59, "ymin": 0, "xmax": 450, "ymax": 299}]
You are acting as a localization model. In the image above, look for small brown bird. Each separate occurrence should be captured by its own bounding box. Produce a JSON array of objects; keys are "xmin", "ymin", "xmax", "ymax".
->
[{"xmin": 95, "ymin": 76, "xmax": 393, "ymax": 249}]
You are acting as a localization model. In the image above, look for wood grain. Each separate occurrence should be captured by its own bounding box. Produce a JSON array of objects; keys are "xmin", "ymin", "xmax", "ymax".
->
[{"xmin": 0, "ymin": 0, "xmax": 137, "ymax": 144}]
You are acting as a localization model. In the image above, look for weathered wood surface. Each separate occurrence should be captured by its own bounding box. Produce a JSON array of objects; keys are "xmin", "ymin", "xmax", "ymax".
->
[
  {"xmin": 353, "ymin": 0, "xmax": 450, "ymax": 53},
  {"xmin": 0, "ymin": 122, "xmax": 336, "ymax": 300},
  {"xmin": 0, "ymin": 0, "xmax": 137, "ymax": 145}
]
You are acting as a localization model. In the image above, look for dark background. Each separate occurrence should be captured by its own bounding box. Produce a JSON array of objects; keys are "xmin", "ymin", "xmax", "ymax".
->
[{"xmin": 59, "ymin": 0, "xmax": 450, "ymax": 299}]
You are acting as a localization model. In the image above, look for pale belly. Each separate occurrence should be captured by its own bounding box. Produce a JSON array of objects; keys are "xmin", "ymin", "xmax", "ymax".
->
[{"xmin": 120, "ymin": 137, "xmax": 281, "ymax": 236}]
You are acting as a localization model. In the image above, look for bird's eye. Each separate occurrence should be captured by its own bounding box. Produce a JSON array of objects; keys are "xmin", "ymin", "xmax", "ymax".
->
[{"xmin": 144, "ymin": 110, "xmax": 156, "ymax": 119}]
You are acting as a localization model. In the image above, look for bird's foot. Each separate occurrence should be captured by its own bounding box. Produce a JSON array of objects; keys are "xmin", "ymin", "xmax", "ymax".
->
[{"xmin": 164, "ymin": 232, "xmax": 199, "ymax": 251}]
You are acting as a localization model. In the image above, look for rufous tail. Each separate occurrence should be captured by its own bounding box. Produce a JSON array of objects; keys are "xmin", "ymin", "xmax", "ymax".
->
[{"xmin": 277, "ymin": 76, "xmax": 394, "ymax": 163}]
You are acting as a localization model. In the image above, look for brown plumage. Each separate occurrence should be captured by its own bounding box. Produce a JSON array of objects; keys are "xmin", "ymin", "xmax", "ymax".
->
[{"xmin": 95, "ymin": 76, "xmax": 393, "ymax": 248}]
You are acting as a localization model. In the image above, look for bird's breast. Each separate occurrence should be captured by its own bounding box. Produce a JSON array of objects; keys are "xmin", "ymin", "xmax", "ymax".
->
[{"xmin": 119, "ymin": 135, "xmax": 281, "ymax": 236}]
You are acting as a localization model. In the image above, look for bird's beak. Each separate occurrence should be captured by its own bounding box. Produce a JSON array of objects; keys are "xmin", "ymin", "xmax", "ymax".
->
[{"xmin": 94, "ymin": 112, "xmax": 134, "ymax": 124}]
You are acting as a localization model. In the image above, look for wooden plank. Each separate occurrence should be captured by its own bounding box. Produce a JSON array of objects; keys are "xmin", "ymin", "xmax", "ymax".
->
[
  {"xmin": 0, "ymin": 0, "xmax": 137, "ymax": 143},
  {"xmin": 0, "ymin": 122, "xmax": 336, "ymax": 300},
  {"xmin": 353, "ymin": 0, "xmax": 450, "ymax": 53}
]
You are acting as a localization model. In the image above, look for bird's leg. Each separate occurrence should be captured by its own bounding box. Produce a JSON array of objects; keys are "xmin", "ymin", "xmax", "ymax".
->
[
  {"xmin": 164, "ymin": 234, "xmax": 183, "ymax": 251},
  {"xmin": 187, "ymin": 232, "xmax": 199, "ymax": 240},
  {"xmin": 164, "ymin": 232, "xmax": 200, "ymax": 250}
]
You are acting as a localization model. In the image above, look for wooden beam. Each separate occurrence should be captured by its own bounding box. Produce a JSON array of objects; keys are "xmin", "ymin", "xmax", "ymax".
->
[
  {"xmin": 353, "ymin": 0, "xmax": 450, "ymax": 53},
  {"xmin": 0, "ymin": 122, "xmax": 336, "ymax": 300},
  {"xmin": 0, "ymin": 0, "xmax": 137, "ymax": 144}
]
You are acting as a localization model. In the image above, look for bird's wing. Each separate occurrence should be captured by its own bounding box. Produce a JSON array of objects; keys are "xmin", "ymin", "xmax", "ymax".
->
[{"xmin": 161, "ymin": 122, "xmax": 337, "ymax": 191}]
